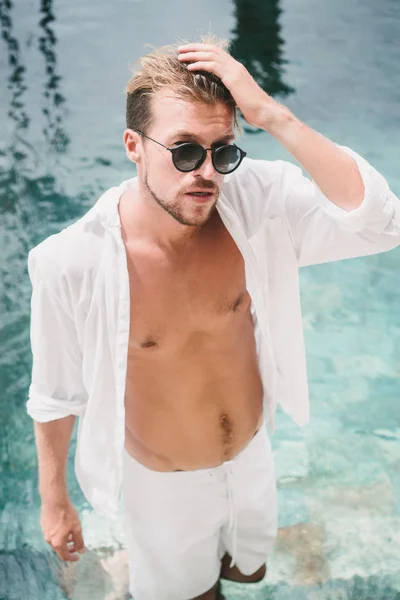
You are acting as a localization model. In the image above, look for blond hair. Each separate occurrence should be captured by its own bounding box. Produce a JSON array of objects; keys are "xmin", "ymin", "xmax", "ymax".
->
[{"xmin": 125, "ymin": 35, "xmax": 238, "ymax": 133}]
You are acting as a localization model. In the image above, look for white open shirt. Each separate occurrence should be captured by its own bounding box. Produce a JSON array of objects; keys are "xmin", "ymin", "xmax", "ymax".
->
[{"xmin": 27, "ymin": 146, "xmax": 400, "ymax": 520}]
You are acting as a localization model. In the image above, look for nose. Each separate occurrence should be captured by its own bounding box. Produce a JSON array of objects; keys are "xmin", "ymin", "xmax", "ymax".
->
[{"xmin": 193, "ymin": 149, "xmax": 215, "ymax": 179}]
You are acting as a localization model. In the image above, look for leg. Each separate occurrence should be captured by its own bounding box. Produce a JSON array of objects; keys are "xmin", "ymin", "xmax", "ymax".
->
[
  {"xmin": 219, "ymin": 426, "xmax": 276, "ymax": 585},
  {"xmin": 219, "ymin": 552, "xmax": 267, "ymax": 583},
  {"xmin": 122, "ymin": 449, "xmax": 226, "ymax": 600}
]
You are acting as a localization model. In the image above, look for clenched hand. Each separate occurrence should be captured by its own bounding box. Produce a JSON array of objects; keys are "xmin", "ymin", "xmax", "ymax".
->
[{"xmin": 41, "ymin": 499, "xmax": 86, "ymax": 562}]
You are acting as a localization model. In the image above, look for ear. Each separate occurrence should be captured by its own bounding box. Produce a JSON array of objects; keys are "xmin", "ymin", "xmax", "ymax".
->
[{"xmin": 123, "ymin": 129, "xmax": 142, "ymax": 164}]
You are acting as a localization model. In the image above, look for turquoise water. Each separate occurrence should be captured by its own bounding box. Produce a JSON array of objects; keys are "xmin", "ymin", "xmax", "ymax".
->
[{"xmin": 1, "ymin": 0, "xmax": 399, "ymax": 598}]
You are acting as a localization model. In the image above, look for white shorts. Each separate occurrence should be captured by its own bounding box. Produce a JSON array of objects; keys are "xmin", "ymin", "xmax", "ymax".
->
[{"xmin": 121, "ymin": 423, "xmax": 277, "ymax": 600}]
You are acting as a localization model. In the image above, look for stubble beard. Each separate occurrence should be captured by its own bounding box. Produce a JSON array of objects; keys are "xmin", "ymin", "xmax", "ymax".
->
[{"xmin": 144, "ymin": 172, "xmax": 219, "ymax": 227}]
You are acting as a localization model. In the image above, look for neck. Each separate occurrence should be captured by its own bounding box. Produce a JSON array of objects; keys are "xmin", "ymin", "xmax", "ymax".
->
[{"xmin": 118, "ymin": 177, "xmax": 211, "ymax": 252}]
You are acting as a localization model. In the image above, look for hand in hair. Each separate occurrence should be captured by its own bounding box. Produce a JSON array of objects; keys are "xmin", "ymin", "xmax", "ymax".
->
[{"xmin": 178, "ymin": 43, "xmax": 291, "ymax": 134}]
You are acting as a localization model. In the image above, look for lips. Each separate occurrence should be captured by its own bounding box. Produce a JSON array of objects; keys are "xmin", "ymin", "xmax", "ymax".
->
[
  {"xmin": 186, "ymin": 191, "xmax": 214, "ymax": 203},
  {"xmin": 186, "ymin": 192, "xmax": 214, "ymax": 203},
  {"xmin": 187, "ymin": 191, "xmax": 213, "ymax": 196}
]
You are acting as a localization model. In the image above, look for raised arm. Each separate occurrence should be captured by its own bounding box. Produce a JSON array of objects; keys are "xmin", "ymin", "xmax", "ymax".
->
[
  {"xmin": 178, "ymin": 42, "xmax": 365, "ymax": 211},
  {"xmin": 178, "ymin": 44, "xmax": 400, "ymax": 265}
]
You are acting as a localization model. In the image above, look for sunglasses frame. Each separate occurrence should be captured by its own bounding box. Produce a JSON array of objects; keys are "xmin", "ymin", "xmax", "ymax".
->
[{"xmin": 134, "ymin": 129, "xmax": 247, "ymax": 174}]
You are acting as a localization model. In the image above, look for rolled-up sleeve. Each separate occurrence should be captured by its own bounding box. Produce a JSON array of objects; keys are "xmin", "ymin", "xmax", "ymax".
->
[
  {"xmin": 27, "ymin": 248, "xmax": 88, "ymax": 422},
  {"xmin": 280, "ymin": 145, "xmax": 400, "ymax": 267}
]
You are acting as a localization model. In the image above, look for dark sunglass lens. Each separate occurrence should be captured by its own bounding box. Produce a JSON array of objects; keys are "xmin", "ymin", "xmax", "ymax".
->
[
  {"xmin": 173, "ymin": 144, "xmax": 204, "ymax": 171},
  {"xmin": 214, "ymin": 145, "xmax": 241, "ymax": 173}
]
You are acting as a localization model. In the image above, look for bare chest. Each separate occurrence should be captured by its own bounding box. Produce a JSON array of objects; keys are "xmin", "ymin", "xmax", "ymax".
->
[{"xmin": 125, "ymin": 227, "xmax": 250, "ymax": 352}]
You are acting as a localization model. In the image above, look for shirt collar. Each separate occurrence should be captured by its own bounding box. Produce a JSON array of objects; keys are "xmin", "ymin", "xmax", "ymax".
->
[{"xmin": 84, "ymin": 177, "xmax": 136, "ymax": 229}]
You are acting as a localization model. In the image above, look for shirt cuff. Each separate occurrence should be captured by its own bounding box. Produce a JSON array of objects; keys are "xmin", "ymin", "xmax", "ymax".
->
[
  {"xmin": 27, "ymin": 385, "xmax": 87, "ymax": 423},
  {"xmin": 316, "ymin": 145, "xmax": 394, "ymax": 234}
]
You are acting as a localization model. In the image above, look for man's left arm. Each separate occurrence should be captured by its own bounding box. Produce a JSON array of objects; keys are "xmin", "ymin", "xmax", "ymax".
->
[
  {"xmin": 178, "ymin": 44, "xmax": 400, "ymax": 265},
  {"xmin": 259, "ymin": 114, "xmax": 367, "ymax": 211}
]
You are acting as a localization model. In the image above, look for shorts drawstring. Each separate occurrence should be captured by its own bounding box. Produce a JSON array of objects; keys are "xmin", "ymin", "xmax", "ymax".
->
[{"xmin": 225, "ymin": 462, "xmax": 237, "ymax": 568}]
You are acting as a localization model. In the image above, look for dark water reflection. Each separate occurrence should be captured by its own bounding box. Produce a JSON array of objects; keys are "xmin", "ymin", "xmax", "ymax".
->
[
  {"xmin": 0, "ymin": 0, "xmax": 30, "ymax": 133},
  {"xmin": 38, "ymin": 0, "xmax": 70, "ymax": 154},
  {"xmin": 231, "ymin": 0, "xmax": 295, "ymax": 132},
  {"xmin": 0, "ymin": 0, "xmax": 400, "ymax": 598},
  {"xmin": 231, "ymin": 0, "xmax": 294, "ymax": 98}
]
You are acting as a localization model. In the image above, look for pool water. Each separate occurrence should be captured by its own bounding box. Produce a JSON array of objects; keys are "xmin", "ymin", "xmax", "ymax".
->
[{"xmin": 1, "ymin": 0, "xmax": 399, "ymax": 598}]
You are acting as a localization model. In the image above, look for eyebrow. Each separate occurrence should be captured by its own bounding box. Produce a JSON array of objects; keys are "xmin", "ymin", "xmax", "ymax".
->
[{"xmin": 170, "ymin": 132, "xmax": 235, "ymax": 145}]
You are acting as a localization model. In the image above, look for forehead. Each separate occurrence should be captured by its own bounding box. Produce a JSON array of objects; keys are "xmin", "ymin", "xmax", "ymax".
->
[{"xmin": 149, "ymin": 91, "xmax": 234, "ymax": 141}]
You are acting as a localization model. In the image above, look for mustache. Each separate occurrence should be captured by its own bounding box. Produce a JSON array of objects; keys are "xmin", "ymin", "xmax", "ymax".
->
[{"xmin": 182, "ymin": 179, "xmax": 219, "ymax": 193}]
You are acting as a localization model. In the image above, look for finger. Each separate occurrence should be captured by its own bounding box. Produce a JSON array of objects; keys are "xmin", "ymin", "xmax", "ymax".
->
[
  {"xmin": 64, "ymin": 528, "xmax": 85, "ymax": 554},
  {"xmin": 178, "ymin": 52, "xmax": 215, "ymax": 63},
  {"xmin": 186, "ymin": 61, "xmax": 218, "ymax": 74},
  {"xmin": 46, "ymin": 532, "xmax": 69, "ymax": 551},
  {"xmin": 71, "ymin": 527, "xmax": 86, "ymax": 553},
  {"xmin": 66, "ymin": 540, "xmax": 85, "ymax": 554},
  {"xmin": 52, "ymin": 530, "xmax": 84, "ymax": 560},
  {"xmin": 178, "ymin": 43, "xmax": 218, "ymax": 53},
  {"xmin": 54, "ymin": 544, "xmax": 81, "ymax": 562}
]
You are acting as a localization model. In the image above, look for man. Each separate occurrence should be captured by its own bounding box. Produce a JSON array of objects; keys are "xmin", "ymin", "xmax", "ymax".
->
[{"xmin": 27, "ymin": 36, "xmax": 400, "ymax": 600}]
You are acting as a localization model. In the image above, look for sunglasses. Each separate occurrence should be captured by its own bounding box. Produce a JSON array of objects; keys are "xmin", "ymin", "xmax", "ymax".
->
[{"xmin": 134, "ymin": 130, "xmax": 247, "ymax": 174}]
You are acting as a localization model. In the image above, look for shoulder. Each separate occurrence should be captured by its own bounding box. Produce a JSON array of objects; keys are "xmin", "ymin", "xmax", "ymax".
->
[
  {"xmin": 27, "ymin": 182, "xmax": 124, "ymax": 289},
  {"xmin": 222, "ymin": 156, "xmax": 301, "ymax": 205},
  {"xmin": 220, "ymin": 157, "xmax": 301, "ymax": 233},
  {"xmin": 28, "ymin": 220, "xmax": 102, "ymax": 282}
]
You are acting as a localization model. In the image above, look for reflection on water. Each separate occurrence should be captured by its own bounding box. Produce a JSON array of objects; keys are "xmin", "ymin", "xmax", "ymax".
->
[
  {"xmin": 0, "ymin": 0, "xmax": 399, "ymax": 598},
  {"xmin": 231, "ymin": 0, "xmax": 294, "ymax": 98},
  {"xmin": 0, "ymin": 0, "xmax": 72, "ymax": 232},
  {"xmin": 0, "ymin": 0, "xmax": 31, "ymax": 194},
  {"xmin": 0, "ymin": 0, "xmax": 69, "ymax": 159},
  {"xmin": 38, "ymin": 0, "xmax": 70, "ymax": 154},
  {"xmin": 0, "ymin": 0, "xmax": 29, "ymax": 133},
  {"xmin": 231, "ymin": 0, "xmax": 295, "ymax": 133}
]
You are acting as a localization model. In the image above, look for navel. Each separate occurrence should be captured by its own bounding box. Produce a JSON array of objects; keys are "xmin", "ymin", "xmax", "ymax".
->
[
  {"xmin": 231, "ymin": 292, "xmax": 245, "ymax": 312},
  {"xmin": 140, "ymin": 337, "xmax": 159, "ymax": 350}
]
